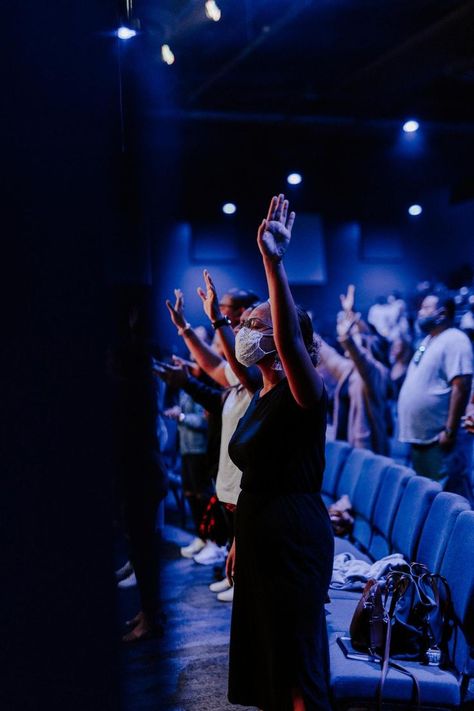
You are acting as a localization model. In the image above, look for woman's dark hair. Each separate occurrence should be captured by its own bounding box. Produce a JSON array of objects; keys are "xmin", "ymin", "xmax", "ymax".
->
[{"xmin": 295, "ymin": 304, "xmax": 320, "ymax": 366}]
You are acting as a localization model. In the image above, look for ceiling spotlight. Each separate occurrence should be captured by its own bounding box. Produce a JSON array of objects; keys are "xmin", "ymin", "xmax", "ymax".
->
[
  {"xmin": 408, "ymin": 204, "xmax": 423, "ymax": 216},
  {"xmin": 403, "ymin": 120, "xmax": 419, "ymax": 133},
  {"xmin": 161, "ymin": 44, "xmax": 175, "ymax": 65},
  {"xmin": 117, "ymin": 26, "xmax": 137, "ymax": 40},
  {"xmin": 287, "ymin": 173, "xmax": 302, "ymax": 185},
  {"xmin": 205, "ymin": 0, "xmax": 222, "ymax": 21},
  {"xmin": 222, "ymin": 203, "xmax": 237, "ymax": 215}
]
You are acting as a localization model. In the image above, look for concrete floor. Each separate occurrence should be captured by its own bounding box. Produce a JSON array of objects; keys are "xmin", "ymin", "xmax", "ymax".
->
[{"xmin": 119, "ymin": 517, "xmax": 256, "ymax": 711}]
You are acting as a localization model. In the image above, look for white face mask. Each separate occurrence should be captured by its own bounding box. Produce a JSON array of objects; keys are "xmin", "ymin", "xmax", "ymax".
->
[{"xmin": 235, "ymin": 326, "xmax": 276, "ymax": 367}]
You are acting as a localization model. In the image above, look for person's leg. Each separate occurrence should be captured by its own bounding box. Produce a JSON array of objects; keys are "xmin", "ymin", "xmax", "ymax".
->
[
  {"xmin": 443, "ymin": 431, "xmax": 474, "ymax": 505},
  {"xmin": 122, "ymin": 457, "xmax": 164, "ymax": 641},
  {"xmin": 410, "ymin": 442, "xmax": 446, "ymax": 483},
  {"xmin": 123, "ymin": 493, "xmax": 160, "ymax": 640},
  {"xmin": 181, "ymin": 454, "xmax": 208, "ymax": 535},
  {"xmin": 189, "ymin": 453, "xmax": 213, "ymax": 533}
]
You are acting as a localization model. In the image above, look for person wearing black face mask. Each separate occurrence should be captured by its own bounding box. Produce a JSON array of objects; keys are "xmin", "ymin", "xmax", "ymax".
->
[{"xmin": 397, "ymin": 293, "xmax": 473, "ymax": 504}]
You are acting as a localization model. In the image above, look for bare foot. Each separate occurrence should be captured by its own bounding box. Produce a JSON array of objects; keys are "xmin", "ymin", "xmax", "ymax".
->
[
  {"xmin": 122, "ymin": 617, "xmax": 153, "ymax": 643},
  {"xmin": 125, "ymin": 610, "xmax": 144, "ymax": 628}
]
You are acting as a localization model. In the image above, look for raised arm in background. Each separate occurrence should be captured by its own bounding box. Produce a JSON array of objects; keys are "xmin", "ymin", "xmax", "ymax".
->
[
  {"xmin": 336, "ymin": 285, "xmax": 381, "ymax": 391},
  {"xmin": 197, "ymin": 269, "xmax": 261, "ymax": 394},
  {"xmin": 258, "ymin": 194, "xmax": 324, "ymax": 408},
  {"xmin": 165, "ymin": 289, "xmax": 229, "ymax": 387}
]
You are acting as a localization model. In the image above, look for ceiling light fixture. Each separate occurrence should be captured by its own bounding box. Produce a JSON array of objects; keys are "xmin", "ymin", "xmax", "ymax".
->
[
  {"xmin": 205, "ymin": 0, "xmax": 222, "ymax": 22},
  {"xmin": 222, "ymin": 203, "xmax": 237, "ymax": 215},
  {"xmin": 161, "ymin": 44, "xmax": 175, "ymax": 65},
  {"xmin": 287, "ymin": 173, "xmax": 302, "ymax": 185},
  {"xmin": 117, "ymin": 26, "xmax": 137, "ymax": 40},
  {"xmin": 403, "ymin": 120, "xmax": 419, "ymax": 133},
  {"xmin": 408, "ymin": 204, "xmax": 423, "ymax": 216}
]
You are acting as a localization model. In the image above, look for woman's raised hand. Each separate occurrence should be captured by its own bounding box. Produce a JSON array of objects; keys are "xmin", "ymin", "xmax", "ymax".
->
[
  {"xmin": 336, "ymin": 310, "xmax": 359, "ymax": 340},
  {"xmin": 339, "ymin": 284, "xmax": 356, "ymax": 315},
  {"xmin": 165, "ymin": 288, "xmax": 187, "ymax": 330},
  {"xmin": 197, "ymin": 269, "xmax": 221, "ymax": 323},
  {"xmin": 257, "ymin": 193, "xmax": 295, "ymax": 262}
]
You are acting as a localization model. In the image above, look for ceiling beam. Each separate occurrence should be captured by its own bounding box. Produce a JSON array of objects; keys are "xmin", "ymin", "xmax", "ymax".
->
[
  {"xmin": 186, "ymin": 0, "xmax": 311, "ymax": 105},
  {"xmin": 147, "ymin": 108, "xmax": 474, "ymax": 133}
]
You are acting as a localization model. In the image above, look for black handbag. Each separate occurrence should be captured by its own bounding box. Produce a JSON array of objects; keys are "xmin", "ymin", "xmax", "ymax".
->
[
  {"xmin": 348, "ymin": 562, "xmax": 454, "ymax": 709},
  {"xmin": 350, "ymin": 578, "xmax": 388, "ymax": 656},
  {"xmin": 386, "ymin": 562, "xmax": 453, "ymax": 666}
]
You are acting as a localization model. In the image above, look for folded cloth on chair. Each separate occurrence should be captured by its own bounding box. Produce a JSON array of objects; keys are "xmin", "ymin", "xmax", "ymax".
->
[{"xmin": 331, "ymin": 552, "xmax": 407, "ymax": 591}]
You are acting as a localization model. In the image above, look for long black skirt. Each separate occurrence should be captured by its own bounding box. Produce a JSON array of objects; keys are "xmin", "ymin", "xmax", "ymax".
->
[{"xmin": 228, "ymin": 490, "xmax": 334, "ymax": 711}]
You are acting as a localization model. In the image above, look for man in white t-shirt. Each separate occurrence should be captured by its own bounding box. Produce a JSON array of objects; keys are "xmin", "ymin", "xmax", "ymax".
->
[{"xmin": 398, "ymin": 293, "xmax": 473, "ymax": 503}]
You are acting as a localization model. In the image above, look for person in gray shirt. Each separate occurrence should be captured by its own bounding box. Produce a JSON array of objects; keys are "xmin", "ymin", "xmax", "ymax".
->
[{"xmin": 398, "ymin": 292, "xmax": 473, "ymax": 503}]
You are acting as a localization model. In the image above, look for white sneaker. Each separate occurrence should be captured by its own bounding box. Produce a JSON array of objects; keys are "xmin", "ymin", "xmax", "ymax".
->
[
  {"xmin": 117, "ymin": 572, "xmax": 137, "ymax": 589},
  {"xmin": 115, "ymin": 560, "xmax": 133, "ymax": 581},
  {"xmin": 193, "ymin": 541, "xmax": 227, "ymax": 566},
  {"xmin": 209, "ymin": 577, "xmax": 232, "ymax": 593},
  {"xmin": 217, "ymin": 586, "xmax": 234, "ymax": 602},
  {"xmin": 180, "ymin": 537, "xmax": 206, "ymax": 559}
]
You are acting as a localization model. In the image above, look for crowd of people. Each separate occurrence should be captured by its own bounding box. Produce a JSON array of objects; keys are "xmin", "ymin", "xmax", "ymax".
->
[{"xmin": 112, "ymin": 193, "xmax": 474, "ymax": 710}]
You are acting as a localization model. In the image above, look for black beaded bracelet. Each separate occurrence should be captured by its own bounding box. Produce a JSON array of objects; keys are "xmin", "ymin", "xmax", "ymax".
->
[{"xmin": 212, "ymin": 316, "xmax": 232, "ymax": 330}]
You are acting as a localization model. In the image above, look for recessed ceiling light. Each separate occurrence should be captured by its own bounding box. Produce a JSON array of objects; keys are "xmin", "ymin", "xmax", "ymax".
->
[
  {"xmin": 117, "ymin": 26, "xmax": 137, "ymax": 40},
  {"xmin": 403, "ymin": 120, "xmax": 419, "ymax": 133},
  {"xmin": 287, "ymin": 173, "xmax": 302, "ymax": 185},
  {"xmin": 161, "ymin": 44, "xmax": 175, "ymax": 65}
]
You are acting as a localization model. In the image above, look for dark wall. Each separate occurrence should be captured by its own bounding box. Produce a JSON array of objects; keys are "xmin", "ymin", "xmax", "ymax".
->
[{"xmin": 3, "ymin": 3, "xmax": 121, "ymax": 709}]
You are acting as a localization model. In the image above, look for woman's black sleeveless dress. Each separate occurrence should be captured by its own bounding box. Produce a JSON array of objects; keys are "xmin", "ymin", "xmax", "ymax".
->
[{"xmin": 228, "ymin": 378, "xmax": 334, "ymax": 711}]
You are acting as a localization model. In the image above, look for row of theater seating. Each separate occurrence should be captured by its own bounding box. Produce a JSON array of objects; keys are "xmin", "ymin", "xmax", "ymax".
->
[{"xmin": 323, "ymin": 441, "xmax": 474, "ymax": 710}]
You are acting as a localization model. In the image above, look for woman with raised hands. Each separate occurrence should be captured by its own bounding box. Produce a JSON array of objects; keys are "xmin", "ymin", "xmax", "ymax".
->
[{"xmin": 227, "ymin": 194, "xmax": 334, "ymax": 710}]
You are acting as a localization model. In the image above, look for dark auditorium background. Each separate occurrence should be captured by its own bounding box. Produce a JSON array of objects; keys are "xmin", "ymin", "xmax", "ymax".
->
[{"xmin": 3, "ymin": 0, "xmax": 474, "ymax": 709}]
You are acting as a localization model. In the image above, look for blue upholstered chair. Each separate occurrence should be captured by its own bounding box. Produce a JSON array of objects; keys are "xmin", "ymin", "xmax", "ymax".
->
[
  {"xmin": 390, "ymin": 476, "xmax": 442, "ymax": 561},
  {"xmin": 322, "ymin": 440, "xmax": 352, "ymax": 506},
  {"xmin": 332, "ymin": 448, "xmax": 379, "ymax": 560},
  {"xmin": 368, "ymin": 463, "xmax": 413, "ymax": 561},
  {"xmin": 439, "ymin": 510, "xmax": 474, "ymax": 694},
  {"xmin": 335, "ymin": 448, "xmax": 377, "ymax": 504},
  {"xmin": 351, "ymin": 454, "xmax": 392, "ymax": 552},
  {"xmin": 416, "ymin": 492, "xmax": 471, "ymax": 572}
]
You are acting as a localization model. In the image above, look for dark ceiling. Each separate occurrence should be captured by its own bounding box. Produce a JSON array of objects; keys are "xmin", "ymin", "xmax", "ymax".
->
[{"xmin": 125, "ymin": 0, "xmax": 474, "ymax": 221}]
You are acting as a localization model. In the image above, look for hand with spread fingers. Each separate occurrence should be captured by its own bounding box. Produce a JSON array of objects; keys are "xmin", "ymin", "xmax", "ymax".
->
[
  {"xmin": 257, "ymin": 193, "xmax": 295, "ymax": 263},
  {"xmin": 165, "ymin": 288, "xmax": 187, "ymax": 332},
  {"xmin": 197, "ymin": 269, "xmax": 221, "ymax": 323},
  {"xmin": 340, "ymin": 284, "xmax": 356, "ymax": 315},
  {"xmin": 337, "ymin": 285, "xmax": 361, "ymax": 340},
  {"xmin": 336, "ymin": 310, "xmax": 360, "ymax": 340}
]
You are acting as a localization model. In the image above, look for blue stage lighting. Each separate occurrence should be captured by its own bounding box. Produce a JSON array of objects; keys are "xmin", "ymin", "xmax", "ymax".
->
[
  {"xmin": 287, "ymin": 173, "xmax": 302, "ymax": 185},
  {"xmin": 403, "ymin": 120, "xmax": 419, "ymax": 133},
  {"xmin": 117, "ymin": 26, "xmax": 137, "ymax": 40}
]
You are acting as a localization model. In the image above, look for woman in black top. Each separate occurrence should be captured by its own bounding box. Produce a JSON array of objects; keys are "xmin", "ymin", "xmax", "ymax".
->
[{"xmin": 227, "ymin": 194, "xmax": 334, "ymax": 711}]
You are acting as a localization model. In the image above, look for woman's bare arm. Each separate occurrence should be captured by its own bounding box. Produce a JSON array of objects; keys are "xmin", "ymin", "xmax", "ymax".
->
[{"xmin": 258, "ymin": 194, "xmax": 324, "ymax": 408}]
